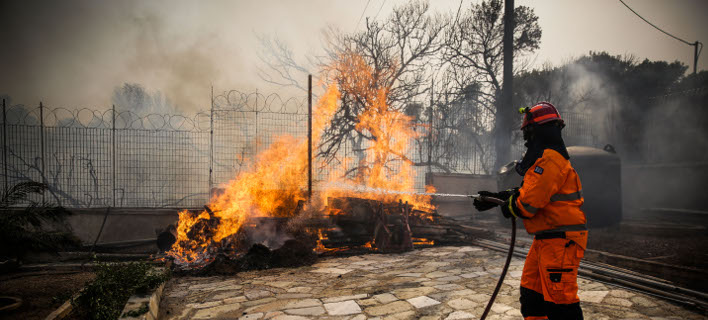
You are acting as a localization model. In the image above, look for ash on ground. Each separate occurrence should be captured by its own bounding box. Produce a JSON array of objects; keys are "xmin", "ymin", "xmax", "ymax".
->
[{"xmin": 173, "ymin": 239, "xmax": 318, "ymax": 276}]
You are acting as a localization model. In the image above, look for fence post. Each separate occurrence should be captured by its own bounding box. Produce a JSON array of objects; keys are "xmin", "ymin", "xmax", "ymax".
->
[
  {"xmin": 2, "ymin": 99, "xmax": 7, "ymax": 192},
  {"xmin": 39, "ymin": 101, "xmax": 45, "ymax": 202},
  {"xmin": 308, "ymin": 75, "xmax": 312, "ymax": 199},
  {"xmin": 428, "ymin": 80, "xmax": 433, "ymax": 174},
  {"xmin": 254, "ymin": 89, "xmax": 259, "ymax": 155},
  {"xmin": 209, "ymin": 86, "xmax": 214, "ymax": 200},
  {"xmin": 112, "ymin": 105, "xmax": 116, "ymax": 207}
]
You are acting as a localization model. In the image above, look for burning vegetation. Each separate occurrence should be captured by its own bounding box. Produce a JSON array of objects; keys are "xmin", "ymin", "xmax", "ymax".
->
[{"xmin": 166, "ymin": 53, "xmax": 447, "ymax": 272}]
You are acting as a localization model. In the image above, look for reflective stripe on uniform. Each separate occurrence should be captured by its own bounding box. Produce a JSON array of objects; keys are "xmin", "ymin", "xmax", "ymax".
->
[
  {"xmin": 520, "ymin": 201, "xmax": 539, "ymax": 214},
  {"xmin": 508, "ymin": 195, "xmax": 521, "ymax": 219},
  {"xmin": 519, "ymin": 190, "xmax": 582, "ymax": 216},
  {"xmin": 533, "ymin": 224, "xmax": 587, "ymax": 235},
  {"xmin": 549, "ymin": 190, "xmax": 583, "ymax": 202}
]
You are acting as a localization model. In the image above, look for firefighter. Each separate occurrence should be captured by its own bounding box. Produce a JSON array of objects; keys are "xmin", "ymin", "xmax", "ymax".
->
[{"xmin": 474, "ymin": 102, "xmax": 587, "ymax": 320}]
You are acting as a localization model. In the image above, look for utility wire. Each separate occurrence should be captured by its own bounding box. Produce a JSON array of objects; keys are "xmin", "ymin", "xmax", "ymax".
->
[
  {"xmin": 453, "ymin": 0, "xmax": 464, "ymax": 28},
  {"xmin": 355, "ymin": 0, "xmax": 372, "ymax": 31},
  {"xmin": 373, "ymin": 0, "xmax": 386, "ymax": 22},
  {"xmin": 618, "ymin": 0, "xmax": 693, "ymax": 46}
]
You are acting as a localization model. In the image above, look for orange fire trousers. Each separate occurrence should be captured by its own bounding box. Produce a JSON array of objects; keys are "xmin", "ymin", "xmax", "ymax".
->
[{"xmin": 520, "ymin": 230, "xmax": 587, "ymax": 320}]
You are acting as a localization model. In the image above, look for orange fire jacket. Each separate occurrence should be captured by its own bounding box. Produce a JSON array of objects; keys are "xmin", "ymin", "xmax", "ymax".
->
[{"xmin": 515, "ymin": 149, "xmax": 587, "ymax": 235}]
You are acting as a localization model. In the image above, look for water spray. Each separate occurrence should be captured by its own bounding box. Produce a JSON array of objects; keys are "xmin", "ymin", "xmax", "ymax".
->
[{"xmin": 319, "ymin": 181, "xmax": 477, "ymax": 198}]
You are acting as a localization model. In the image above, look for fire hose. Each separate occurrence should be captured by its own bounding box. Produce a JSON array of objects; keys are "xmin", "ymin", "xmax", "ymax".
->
[{"xmin": 470, "ymin": 194, "xmax": 516, "ymax": 320}]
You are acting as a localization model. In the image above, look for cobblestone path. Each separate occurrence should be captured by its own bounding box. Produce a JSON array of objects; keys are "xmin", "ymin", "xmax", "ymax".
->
[{"xmin": 160, "ymin": 246, "xmax": 705, "ymax": 319}]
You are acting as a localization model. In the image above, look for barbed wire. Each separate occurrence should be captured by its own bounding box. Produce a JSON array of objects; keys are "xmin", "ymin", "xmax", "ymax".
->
[
  {"xmin": 212, "ymin": 90, "xmax": 307, "ymax": 114},
  {"xmin": 2, "ymin": 90, "xmax": 310, "ymax": 130},
  {"xmin": 4, "ymin": 105, "xmax": 212, "ymax": 132}
]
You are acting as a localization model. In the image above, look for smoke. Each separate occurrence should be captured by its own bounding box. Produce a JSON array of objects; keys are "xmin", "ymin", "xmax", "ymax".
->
[
  {"xmin": 516, "ymin": 54, "xmax": 708, "ymax": 215},
  {"xmin": 0, "ymin": 1, "xmax": 254, "ymax": 112},
  {"xmin": 247, "ymin": 219, "xmax": 292, "ymax": 249},
  {"xmin": 518, "ymin": 60, "xmax": 621, "ymax": 147},
  {"xmin": 0, "ymin": 1, "xmax": 369, "ymax": 112},
  {"xmin": 516, "ymin": 53, "xmax": 708, "ymax": 163},
  {"xmin": 119, "ymin": 10, "xmax": 226, "ymax": 112},
  {"xmin": 641, "ymin": 91, "xmax": 708, "ymax": 163}
]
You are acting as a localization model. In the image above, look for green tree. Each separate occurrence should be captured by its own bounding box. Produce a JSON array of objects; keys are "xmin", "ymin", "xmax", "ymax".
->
[{"xmin": 514, "ymin": 52, "xmax": 696, "ymax": 161}]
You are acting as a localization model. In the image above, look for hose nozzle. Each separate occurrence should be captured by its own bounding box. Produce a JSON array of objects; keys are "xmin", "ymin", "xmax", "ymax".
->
[{"xmin": 469, "ymin": 194, "xmax": 505, "ymax": 205}]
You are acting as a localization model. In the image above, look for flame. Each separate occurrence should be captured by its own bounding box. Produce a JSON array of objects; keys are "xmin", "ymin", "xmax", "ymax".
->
[
  {"xmin": 168, "ymin": 84, "xmax": 341, "ymax": 264},
  {"xmin": 314, "ymin": 229, "xmax": 340, "ymax": 253},
  {"xmin": 168, "ymin": 52, "xmax": 437, "ymax": 266},
  {"xmin": 318, "ymin": 52, "xmax": 433, "ymax": 211},
  {"xmin": 412, "ymin": 238, "xmax": 435, "ymax": 246},
  {"xmin": 314, "ymin": 228, "xmax": 375, "ymax": 254}
]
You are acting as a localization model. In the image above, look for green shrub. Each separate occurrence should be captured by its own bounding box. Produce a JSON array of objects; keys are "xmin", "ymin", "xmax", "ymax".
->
[
  {"xmin": 73, "ymin": 261, "xmax": 169, "ymax": 320},
  {"xmin": 123, "ymin": 303, "xmax": 150, "ymax": 317}
]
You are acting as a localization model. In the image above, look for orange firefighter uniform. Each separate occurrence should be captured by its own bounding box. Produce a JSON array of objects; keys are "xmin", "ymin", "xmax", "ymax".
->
[{"xmin": 507, "ymin": 148, "xmax": 587, "ymax": 320}]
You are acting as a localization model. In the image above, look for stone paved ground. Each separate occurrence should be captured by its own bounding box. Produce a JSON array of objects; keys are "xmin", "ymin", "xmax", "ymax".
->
[{"xmin": 159, "ymin": 246, "xmax": 706, "ymax": 320}]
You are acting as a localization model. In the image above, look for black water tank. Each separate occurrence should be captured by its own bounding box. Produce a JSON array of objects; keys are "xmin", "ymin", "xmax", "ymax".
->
[
  {"xmin": 567, "ymin": 146, "xmax": 622, "ymax": 227},
  {"xmin": 497, "ymin": 146, "xmax": 622, "ymax": 228}
]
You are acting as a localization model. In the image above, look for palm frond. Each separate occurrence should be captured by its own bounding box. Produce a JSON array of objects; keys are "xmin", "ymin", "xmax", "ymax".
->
[
  {"xmin": 0, "ymin": 181, "xmax": 47, "ymax": 208},
  {"xmin": 0, "ymin": 181, "xmax": 77, "ymax": 261}
]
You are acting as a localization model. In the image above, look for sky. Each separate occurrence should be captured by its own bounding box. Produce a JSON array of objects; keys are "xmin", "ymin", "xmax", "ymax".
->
[{"xmin": 1, "ymin": 0, "xmax": 706, "ymax": 112}]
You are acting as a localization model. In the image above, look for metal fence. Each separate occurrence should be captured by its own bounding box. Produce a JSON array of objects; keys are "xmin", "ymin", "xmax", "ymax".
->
[
  {"xmin": 0, "ymin": 92, "xmax": 316, "ymax": 208},
  {"xmin": 1, "ymin": 92, "xmax": 599, "ymax": 208},
  {"xmin": 2, "ymin": 102, "xmax": 211, "ymax": 207},
  {"xmin": 211, "ymin": 91, "xmax": 308, "ymax": 188}
]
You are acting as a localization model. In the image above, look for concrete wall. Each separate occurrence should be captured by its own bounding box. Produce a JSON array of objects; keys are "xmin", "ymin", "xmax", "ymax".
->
[{"xmin": 64, "ymin": 208, "xmax": 185, "ymax": 244}]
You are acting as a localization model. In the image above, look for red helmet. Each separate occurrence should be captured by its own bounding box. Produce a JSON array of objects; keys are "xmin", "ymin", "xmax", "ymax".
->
[{"xmin": 519, "ymin": 101, "xmax": 564, "ymax": 130}]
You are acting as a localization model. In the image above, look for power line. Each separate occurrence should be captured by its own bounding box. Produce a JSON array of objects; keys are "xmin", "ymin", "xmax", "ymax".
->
[
  {"xmin": 373, "ymin": 0, "xmax": 386, "ymax": 22},
  {"xmin": 618, "ymin": 0, "xmax": 692, "ymax": 46},
  {"xmin": 453, "ymin": 0, "xmax": 464, "ymax": 28},
  {"xmin": 618, "ymin": 0, "xmax": 703, "ymax": 73},
  {"xmin": 355, "ymin": 0, "xmax": 372, "ymax": 31}
]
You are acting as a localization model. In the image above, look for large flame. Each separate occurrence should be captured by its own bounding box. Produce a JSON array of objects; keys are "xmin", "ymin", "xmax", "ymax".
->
[
  {"xmin": 168, "ymin": 84, "xmax": 340, "ymax": 264},
  {"xmin": 319, "ymin": 52, "xmax": 433, "ymax": 211},
  {"xmin": 168, "ymin": 53, "xmax": 434, "ymax": 265}
]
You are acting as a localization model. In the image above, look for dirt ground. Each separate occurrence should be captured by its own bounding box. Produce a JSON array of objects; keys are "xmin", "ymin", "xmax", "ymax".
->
[
  {"xmin": 587, "ymin": 225, "xmax": 708, "ymax": 269},
  {"xmin": 0, "ymin": 271, "xmax": 95, "ymax": 320}
]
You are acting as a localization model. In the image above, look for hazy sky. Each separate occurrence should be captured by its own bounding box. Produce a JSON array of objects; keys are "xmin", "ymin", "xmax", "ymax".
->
[{"xmin": 1, "ymin": 0, "xmax": 706, "ymax": 112}]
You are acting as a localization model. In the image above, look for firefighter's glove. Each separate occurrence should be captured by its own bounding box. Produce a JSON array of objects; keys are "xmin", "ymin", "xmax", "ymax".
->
[
  {"xmin": 472, "ymin": 191, "xmax": 498, "ymax": 211},
  {"xmin": 500, "ymin": 190, "xmax": 522, "ymax": 220},
  {"xmin": 496, "ymin": 188, "xmax": 518, "ymax": 200}
]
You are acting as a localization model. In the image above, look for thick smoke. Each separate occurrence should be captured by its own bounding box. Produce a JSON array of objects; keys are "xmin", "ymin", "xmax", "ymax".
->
[
  {"xmin": 0, "ymin": 1, "xmax": 239, "ymax": 112},
  {"xmin": 0, "ymin": 1, "xmax": 367, "ymax": 112}
]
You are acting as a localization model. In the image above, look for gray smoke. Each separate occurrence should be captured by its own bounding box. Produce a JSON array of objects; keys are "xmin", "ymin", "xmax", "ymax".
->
[
  {"xmin": 516, "ymin": 55, "xmax": 708, "ymax": 215},
  {"xmin": 0, "ymin": 1, "xmax": 240, "ymax": 112}
]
